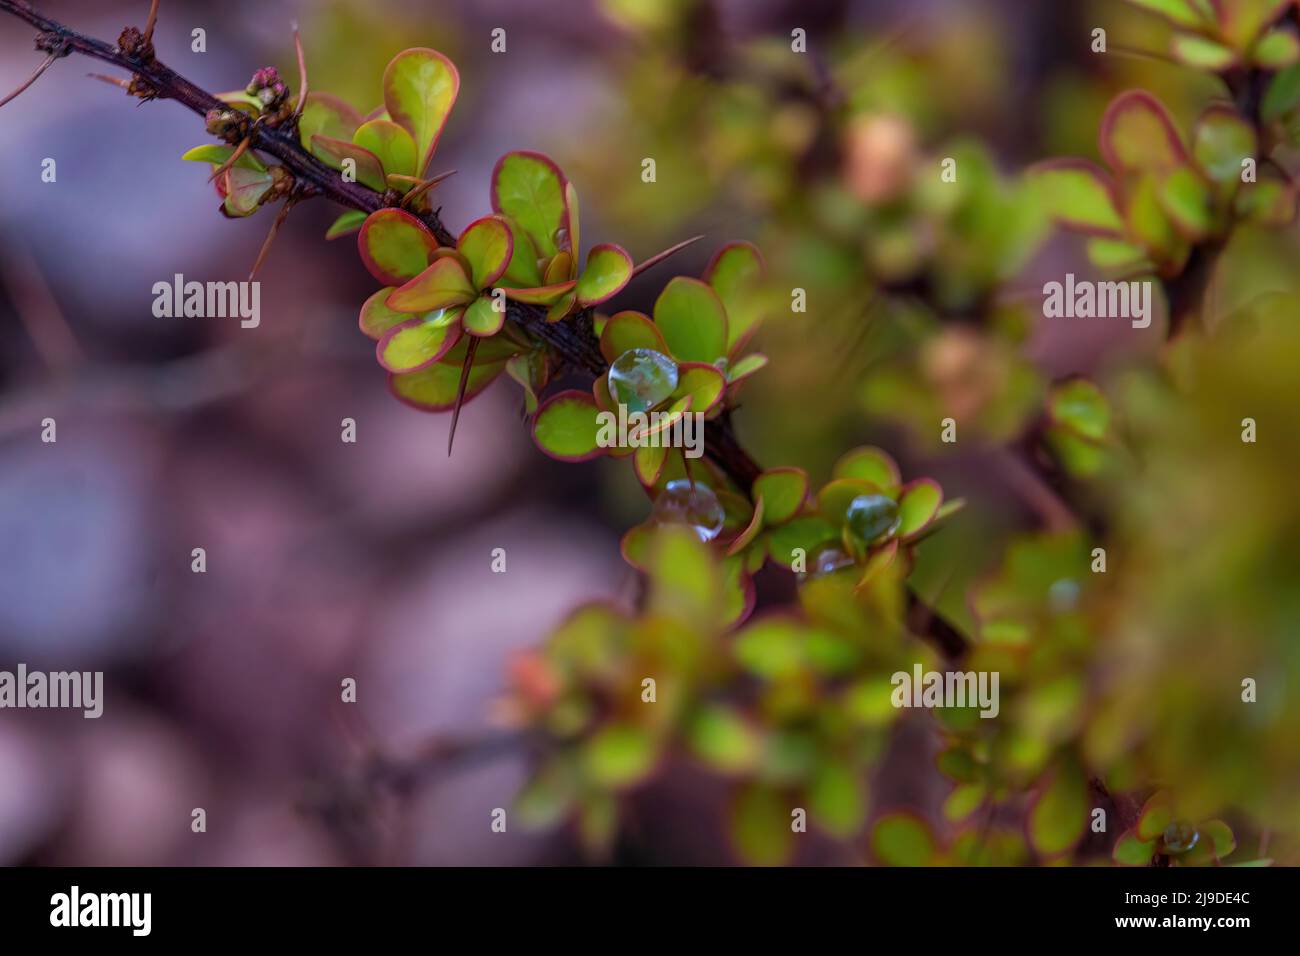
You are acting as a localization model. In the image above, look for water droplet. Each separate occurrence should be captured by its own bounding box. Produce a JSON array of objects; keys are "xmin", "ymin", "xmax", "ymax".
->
[
  {"xmin": 1160, "ymin": 821, "xmax": 1199, "ymax": 854},
  {"xmin": 651, "ymin": 479, "xmax": 725, "ymax": 542},
  {"xmin": 1048, "ymin": 578, "xmax": 1080, "ymax": 613},
  {"xmin": 845, "ymin": 494, "xmax": 900, "ymax": 544},
  {"xmin": 802, "ymin": 545, "xmax": 855, "ymax": 580},
  {"xmin": 608, "ymin": 348, "xmax": 678, "ymax": 414}
]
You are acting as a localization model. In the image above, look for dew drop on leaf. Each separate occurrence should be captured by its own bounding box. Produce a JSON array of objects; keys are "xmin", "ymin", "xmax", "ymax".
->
[
  {"xmin": 1160, "ymin": 821, "xmax": 1199, "ymax": 854},
  {"xmin": 608, "ymin": 348, "xmax": 678, "ymax": 414},
  {"xmin": 845, "ymin": 494, "xmax": 900, "ymax": 545},
  {"xmin": 651, "ymin": 479, "xmax": 725, "ymax": 542},
  {"xmin": 802, "ymin": 544, "xmax": 855, "ymax": 580}
]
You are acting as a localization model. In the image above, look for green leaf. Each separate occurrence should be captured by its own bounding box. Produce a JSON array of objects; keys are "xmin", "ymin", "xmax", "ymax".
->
[
  {"xmin": 753, "ymin": 468, "xmax": 808, "ymax": 526},
  {"xmin": 1100, "ymin": 91, "xmax": 1187, "ymax": 174},
  {"xmin": 1255, "ymin": 26, "xmax": 1300, "ymax": 67},
  {"xmin": 818, "ymin": 478, "xmax": 886, "ymax": 530},
  {"xmin": 686, "ymin": 706, "xmax": 761, "ymax": 774},
  {"xmin": 457, "ymin": 216, "xmax": 514, "ymax": 289},
  {"xmin": 1112, "ymin": 828, "xmax": 1156, "ymax": 865},
  {"xmin": 219, "ymin": 166, "xmax": 275, "ymax": 217},
  {"xmin": 358, "ymin": 213, "xmax": 439, "ymax": 287},
  {"xmin": 871, "ymin": 813, "xmax": 936, "ymax": 866},
  {"xmin": 943, "ymin": 783, "xmax": 986, "ymax": 823},
  {"xmin": 1027, "ymin": 160, "xmax": 1125, "ymax": 235},
  {"xmin": 463, "ymin": 295, "xmax": 506, "ymax": 337},
  {"xmin": 376, "ymin": 315, "xmax": 462, "ymax": 373},
  {"xmin": 389, "ymin": 357, "xmax": 505, "ymax": 412},
  {"xmin": 831, "ymin": 446, "xmax": 901, "ymax": 491},
  {"xmin": 730, "ymin": 783, "xmax": 794, "ymax": 866},
  {"xmin": 1158, "ymin": 166, "xmax": 1214, "ymax": 238},
  {"xmin": 325, "ymin": 209, "xmax": 366, "ymax": 240},
  {"xmin": 600, "ymin": 311, "xmax": 670, "ymax": 363},
  {"xmin": 704, "ymin": 241, "xmax": 765, "ymax": 351},
  {"xmin": 727, "ymin": 352, "xmax": 768, "ymax": 383},
  {"xmin": 387, "ymin": 256, "xmax": 477, "ymax": 312},
  {"xmin": 733, "ymin": 617, "xmax": 804, "ymax": 679},
  {"xmin": 358, "ymin": 287, "xmax": 410, "ymax": 340},
  {"xmin": 1125, "ymin": 0, "xmax": 1211, "ymax": 28},
  {"xmin": 382, "ymin": 48, "xmax": 460, "ymax": 175},
  {"xmin": 765, "ymin": 516, "xmax": 838, "ymax": 569},
  {"xmin": 1049, "ymin": 378, "xmax": 1109, "ymax": 441},
  {"xmin": 896, "ymin": 479, "xmax": 943, "ymax": 539},
  {"xmin": 532, "ymin": 390, "xmax": 606, "ymax": 462},
  {"xmin": 1193, "ymin": 105, "xmax": 1257, "ymax": 185},
  {"xmin": 633, "ymin": 442, "xmax": 668, "ymax": 486},
  {"xmin": 653, "ymin": 277, "xmax": 728, "ymax": 363},
  {"xmin": 500, "ymin": 279, "xmax": 578, "ymax": 306},
  {"xmin": 497, "ymin": 218, "xmax": 543, "ymax": 288},
  {"xmin": 809, "ymin": 763, "xmax": 866, "ymax": 837},
  {"xmin": 1262, "ymin": 63, "xmax": 1300, "ymax": 122},
  {"xmin": 297, "ymin": 92, "xmax": 362, "ymax": 151},
  {"xmin": 1170, "ymin": 33, "xmax": 1238, "ymax": 70},
  {"xmin": 1086, "ymin": 238, "xmax": 1150, "ymax": 271},
  {"xmin": 352, "ymin": 118, "xmax": 419, "ymax": 180},
  {"xmin": 582, "ymin": 723, "xmax": 659, "ymax": 789},
  {"xmin": 309, "ymin": 135, "xmax": 387, "ymax": 192},
  {"xmin": 1028, "ymin": 759, "xmax": 1087, "ymax": 857},
  {"xmin": 669, "ymin": 362, "xmax": 726, "ymax": 415},
  {"xmin": 1218, "ymin": 0, "xmax": 1290, "ymax": 50},
  {"xmin": 181, "ymin": 143, "xmax": 266, "ymax": 171},
  {"xmin": 1126, "ymin": 174, "xmax": 1181, "ymax": 259},
  {"xmin": 491, "ymin": 151, "xmax": 568, "ymax": 259},
  {"xmin": 1137, "ymin": 791, "xmax": 1174, "ymax": 841},
  {"xmin": 575, "ymin": 244, "xmax": 634, "ymax": 306},
  {"xmin": 725, "ymin": 494, "xmax": 765, "ymax": 557}
]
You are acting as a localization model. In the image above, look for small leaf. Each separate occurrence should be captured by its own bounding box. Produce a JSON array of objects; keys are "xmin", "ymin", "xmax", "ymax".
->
[
  {"xmin": 358, "ymin": 287, "xmax": 410, "ymax": 340},
  {"xmin": 726, "ymin": 494, "xmax": 766, "ymax": 556},
  {"xmin": 634, "ymin": 443, "xmax": 668, "ymax": 486},
  {"xmin": 297, "ymin": 92, "xmax": 362, "ymax": 151},
  {"xmin": 532, "ymin": 390, "xmax": 606, "ymax": 462},
  {"xmin": 491, "ymin": 151, "xmax": 568, "ymax": 259},
  {"xmin": 1262, "ymin": 63, "xmax": 1300, "ymax": 122},
  {"xmin": 1100, "ymin": 91, "xmax": 1188, "ymax": 174},
  {"xmin": 457, "ymin": 215, "xmax": 514, "ymax": 289},
  {"xmin": 653, "ymin": 276, "xmax": 728, "ymax": 363},
  {"xmin": 765, "ymin": 516, "xmax": 838, "ymax": 569},
  {"xmin": 1157, "ymin": 166, "xmax": 1214, "ymax": 238},
  {"xmin": 943, "ymin": 783, "xmax": 986, "ymax": 823},
  {"xmin": 704, "ymin": 240, "xmax": 766, "ymax": 350},
  {"xmin": 352, "ymin": 118, "xmax": 419, "ymax": 180},
  {"xmin": 387, "ymin": 256, "xmax": 477, "ymax": 312},
  {"xmin": 383, "ymin": 48, "xmax": 460, "ymax": 175},
  {"xmin": 582, "ymin": 723, "xmax": 659, "ymax": 789},
  {"xmin": 326, "ymin": 209, "xmax": 366, "ymax": 240},
  {"xmin": 753, "ymin": 468, "xmax": 808, "ymax": 526},
  {"xmin": 727, "ymin": 353, "xmax": 769, "ymax": 383},
  {"xmin": 871, "ymin": 813, "xmax": 936, "ymax": 866},
  {"xmin": 1137, "ymin": 791, "xmax": 1174, "ymax": 841},
  {"xmin": 220, "ymin": 166, "xmax": 275, "ymax": 216},
  {"xmin": 1125, "ymin": 0, "xmax": 1211, "ymax": 28},
  {"xmin": 310, "ymin": 134, "xmax": 387, "ymax": 192},
  {"xmin": 388, "ymin": 357, "xmax": 505, "ymax": 412},
  {"xmin": 1049, "ymin": 378, "xmax": 1109, "ymax": 441},
  {"xmin": 669, "ymin": 362, "xmax": 726, "ymax": 415},
  {"xmin": 1112, "ymin": 828, "xmax": 1156, "ymax": 866},
  {"xmin": 1170, "ymin": 33, "xmax": 1238, "ymax": 70},
  {"xmin": 498, "ymin": 218, "xmax": 543, "ymax": 288},
  {"xmin": 357, "ymin": 208, "xmax": 439, "ymax": 285},
  {"xmin": 500, "ymin": 279, "xmax": 578, "ymax": 306},
  {"xmin": 730, "ymin": 783, "xmax": 794, "ymax": 866},
  {"xmin": 686, "ymin": 706, "xmax": 761, "ymax": 774},
  {"xmin": 1194, "ymin": 105, "xmax": 1258, "ymax": 186},
  {"xmin": 181, "ymin": 143, "xmax": 266, "ymax": 171},
  {"xmin": 600, "ymin": 311, "xmax": 670, "ymax": 364},
  {"xmin": 831, "ymin": 446, "xmax": 901, "ymax": 491},
  {"xmin": 808, "ymin": 763, "xmax": 866, "ymax": 837},
  {"xmin": 463, "ymin": 295, "xmax": 505, "ymax": 337},
  {"xmin": 1026, "ymin": 160, "xmax": 1125, "ymax": 236},
  {"xmin": 1028, "ymin": 759, "xmax": 1087, "ymax": 857},
  {"xmin": 575, "ymin": 244, "xmax": 634, "ymax": 306},
  {"xmin": 376, "ymin": 314, "xmax": 462, "ymax": 373}
]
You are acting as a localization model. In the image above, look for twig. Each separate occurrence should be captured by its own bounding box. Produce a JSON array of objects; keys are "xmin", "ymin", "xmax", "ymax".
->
[{"xmin": 0, "ymin": 48, "xmax": 60, "ymax": 109}]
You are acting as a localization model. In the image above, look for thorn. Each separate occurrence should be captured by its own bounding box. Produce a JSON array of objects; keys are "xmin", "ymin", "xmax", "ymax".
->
[
  {"xmin": 0, "ymin": 51, "xmax": 59, "ymax": 110},
  {"xmin": 448, "ymin": 337, "xmax": 480, "ymax": 456},
  {"xmin": 291, "ymin": 21, "xmax": 308, "ymax": 120},
  {"xmin": 208, "ymin": 133, "xmax": 252, "ymax": 182},
  {"xmin": 248, "ymin": 197, "xmax": 296, "ymax": 281},
  {"xmin": 143, "ymin": 0, "xmax": 161, "ymax": 45},
  {"xmin": 630, "ymin": 234, "xmax": 705, "ymax": 279},
  {"xmin": 87, "ymin": 72, "xmax": 132, "ymax": 90},
  {"xmin": 400, "ymin": 169, "xmax": 458, "ymax": 209}
]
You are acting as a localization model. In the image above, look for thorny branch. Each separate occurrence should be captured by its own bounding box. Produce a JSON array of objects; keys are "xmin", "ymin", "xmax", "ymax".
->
[{"xmin": 0, "ymin": 2, "xmax": 970, "ymax": 660}]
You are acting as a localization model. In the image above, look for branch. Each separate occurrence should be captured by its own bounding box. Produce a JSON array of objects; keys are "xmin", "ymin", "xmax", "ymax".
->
[{"xmin": 0, "ymin": 0, "xmax": 970, "ymax": 656}]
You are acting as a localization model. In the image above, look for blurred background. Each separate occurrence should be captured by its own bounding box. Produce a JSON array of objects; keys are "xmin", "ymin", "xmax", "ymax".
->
[{"xmin": 1, "ymin": 0, "xmax": 1297, "ymax": 865}]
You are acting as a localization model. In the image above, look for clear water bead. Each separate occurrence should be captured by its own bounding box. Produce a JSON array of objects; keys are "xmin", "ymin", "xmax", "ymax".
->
[
  {"xmin": 803, "ymin": 545, "xmax": 855, "ymax": 580},
  {"xmin": 845, "ymin": 494, "xmax": 900, "ymax": 544},
  {"xmin": 608, "ymin": 348, "xmax": 679, "ymax": 413},
  {"xmin": 1160, "ymin": 822, "xmax": 1199, "ymax": 854},
  {"xmin": 651, "ymin": 479, "xmax": 725, "ymax": 542}
]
